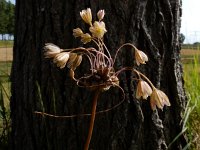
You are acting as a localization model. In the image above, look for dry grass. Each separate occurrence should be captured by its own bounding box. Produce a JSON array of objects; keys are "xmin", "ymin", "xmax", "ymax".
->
[
  {"xmin": 0, "ymin": 48, "xmax": 13, "ymax": 62},
  {"xmin": 181, "ymin": 49, "xmax": 200, "ymax": 56}
]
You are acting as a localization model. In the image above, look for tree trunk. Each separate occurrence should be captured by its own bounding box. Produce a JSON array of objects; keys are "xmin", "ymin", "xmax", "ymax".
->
[{"xmin": 11, "ymin": 0, "xmax": 187, "ymax": 150}]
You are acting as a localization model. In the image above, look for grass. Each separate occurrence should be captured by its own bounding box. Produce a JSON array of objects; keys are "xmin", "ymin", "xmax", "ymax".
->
[
  {"xmin": 0, "ymin": 40, "xmax": 13, "ymax": 48},
  {"xmin": 0, "ymin": 61, "xmax": 11, "ymax": 149},
  {"xmin": 0, "ymin": 61, "xmax": 11, "ymax": 105},
  {"xmin": 183, "ymin": 54, "xmax": 200, "ymax": 149}
]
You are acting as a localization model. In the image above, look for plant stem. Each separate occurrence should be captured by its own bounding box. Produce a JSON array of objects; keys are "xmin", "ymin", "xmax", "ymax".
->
[{"xmin": 84, "ymin": 90, "xmax": 100, "ymax": 150}]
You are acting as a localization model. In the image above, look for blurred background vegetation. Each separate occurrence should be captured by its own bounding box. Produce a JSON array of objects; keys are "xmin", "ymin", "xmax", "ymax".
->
[
  {"xmin": 0, "ymin": 0, "xmax": 14, "ymax": 40},
  {"xmin": 0, "ymin": 0, "xmax": 14, "ymax": 149}
]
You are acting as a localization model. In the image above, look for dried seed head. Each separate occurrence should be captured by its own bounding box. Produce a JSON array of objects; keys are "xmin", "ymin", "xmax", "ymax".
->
[
  {"xmin": 80, "ymin": 8, "xmax": 92, "ymax": 25},
  {"xmin": 135, "ymin": 49, "xmax": 148, "ymax": 65},
  {"xmin": 150, "ymin": 89, "xmax": 171, "ymax": 110},
  {"xmin": 110, "ymin": 76, "xmax": 119, "ymax": 86},
  {"xmin": 93, "ymin": 75, "xmax": 119, "ymax": 91},
  {"xmin": 89, "ymin": 21, "xmax": 107, "ymax": 39},
  {"xmin": 97, "ymin": 10, "xmax": 105, "ymax": 21},
  {"xmin": 44, "ymin": 43, "xmax": 61, "ymax": 58},
  {"xmin": 136, "ymin": 80, "xmax": 152, "ymax": 99},
  {"xmin": 53, "ymin": 52, "xmax": 70, "ymax": 69}
]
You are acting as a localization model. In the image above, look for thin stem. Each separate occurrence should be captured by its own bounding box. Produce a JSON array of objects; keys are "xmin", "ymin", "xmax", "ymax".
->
[
  {"xmin": 84, "ymin": 90, "xmax": 100, "ymax": 150},
  {"xmin": 62, "ymin": 47, "xmax": 86, "ymax": 52},
  {"xmin": 34, "ymin": 92, "xmax": 124, "ymax": 119},
  {"xmin": 133, "ymin": 69, "xmax": 156, "ymax": 89},
  {"xmin": 113, "ymin": 43, "xmax": 137, "ymax": 66},
  {"xmin": 34, "ymin": 82, "xmax": 125, "ymax": 119},
  {"xmin": 115, "ymin": 67, "xmax": 155, "ymax": 89},
  {"xmin": 92, "ymin": 39, "xmax": 100, "ymax": 48},
  {"xmin": 98, "ymin": 39, "xmax": 106, "ymax": 66},
  {"xmin": 92, "ymin": 50, "xmax": 112, "ymax": 67},
  {"xmin": 100, "ymin": 39, "xmax": 113, "ymax": 64}
]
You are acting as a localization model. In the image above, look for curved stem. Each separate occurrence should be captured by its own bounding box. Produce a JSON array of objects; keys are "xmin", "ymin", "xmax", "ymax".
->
[
  {"xmin": 115, "ymin": 67, "xmax": 156, "ymax": 89},
  {"xmin": 84, "ymin": 90, "xmax": 100, "ymax": 150},
  {"xmin": 113, "ymin": 43, "xmax": 137, "ymax": 66},
  {"xmin": 133, "ymin": 69, "xmax": 155, "ymax": 89},
  {"xmin": 100, "ymin": 39, "xmax": 112, "ymax": 61},
  {"xmin": 34, "ymin": 84, "xmax": 125, "ymax": 119}
]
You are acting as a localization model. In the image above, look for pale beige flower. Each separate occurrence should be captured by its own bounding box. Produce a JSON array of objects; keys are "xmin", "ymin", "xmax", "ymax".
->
[
  {"xmin": 80, "ymin": 8, "xmax": 92, "ymax": 25},
  {"xmin": 67, "ymin": 53, "xmax": 77, "ymax": 68},
  {"xmin": 135, "ymin": 49, "xmax": 148, "ymax": 65},
  {"xmin": 71, "ymin": 55, "xmax": 83, "ymax": 70},
  {"xmin": 81, "ymin": 33, "xmax": 92, "ymax": 44},
  {"xmin": 53, "ymin": 52, "xmax": 70, "ymax": 69},
  {"xmin": 89, "ymin": 21, "xmax": 107, "ymax": 38},
  {"xmin": 97, "ymin": 10, "xmax": 105, "ymax": 21},
  {"xmin": 150, "ymin": 88, "xmax": 171, "ymax": 110},
  {"xmin": 136, "ymin": 80, "xmax": 152, "ymax": 99},
  {"xmin": 73, "ymin": 28, "xmax": 83, "ymax": 38},
  {"xmin": 44, "ymin": 43, "xmax": 61, "ymax": 58},
  {"xmin": 67, "ymin": 53, "xmax": 82, "ymax": 70}
]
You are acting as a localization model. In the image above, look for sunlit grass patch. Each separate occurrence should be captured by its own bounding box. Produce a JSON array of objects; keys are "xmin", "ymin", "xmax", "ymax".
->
[
  {"xmin": 183, "ymin": 55, "xmax": 200, "ymax": 149},
  {"xmin": 0, "ymin": 61, "xmax": 11, "ymax": 149}
]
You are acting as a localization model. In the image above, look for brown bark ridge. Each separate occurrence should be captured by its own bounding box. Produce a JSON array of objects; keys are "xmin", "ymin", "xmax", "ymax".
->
[{"xmin": 11, "ymin": 0, "xmax": 187, "ymax": 150}]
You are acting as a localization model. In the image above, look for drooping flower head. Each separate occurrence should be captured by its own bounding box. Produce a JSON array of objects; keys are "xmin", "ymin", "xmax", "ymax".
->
[
  {"xmin": 44, "ymin": 43, "xmax": 62, "ymax": 58},
  {"xmin": 67, "ymin": 53, "xmax": 82, "ymax": 70},
  {"xmin": 136, "ymin": 80, "xmax": 152, "ymax": 99},
  {"xmin": 135, "ymin": 49, "xmax": 148, "ymax": 65},
  {"xmin": 53, "ymin": 52, "xmax": 70, "ymax": 69},
  {"xmin": 150, "ymin": 88, "xmax": 171, "ymax": 110}
]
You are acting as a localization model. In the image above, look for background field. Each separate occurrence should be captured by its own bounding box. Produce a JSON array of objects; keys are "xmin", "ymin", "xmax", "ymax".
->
[{"xmin": 0, "ymin": 48, "xmax": 13, "ymax": 61}]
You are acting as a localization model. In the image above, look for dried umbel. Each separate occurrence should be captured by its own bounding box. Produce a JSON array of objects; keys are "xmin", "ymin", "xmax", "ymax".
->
[{"xmin": 42, "ymin": 8, "xmax": 171, "ymax": 150}]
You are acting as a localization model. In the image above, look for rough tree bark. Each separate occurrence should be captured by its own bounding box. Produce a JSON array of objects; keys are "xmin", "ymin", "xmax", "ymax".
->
[{"xmin": 11, "ymin": 0, "xmax": 187, "ymax": 150}]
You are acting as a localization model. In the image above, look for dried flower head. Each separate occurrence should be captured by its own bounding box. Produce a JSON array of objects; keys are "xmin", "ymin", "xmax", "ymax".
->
[
  {"xmin": 80, "ymin": 8, "xmax": 92, "ymax": 25},
  {"xmin": 150, "ymin": 88, "xmax": 171, "ymax": 110},
  {"xmin": 73, "ymin": 28, "xmax": 83, "ymax": 38},
  {"xmin": 44, "ymin": 43, "xmax": 61, "ymax": 58},
  {"xmin": 89, "ymin": 21, "xmax": 107, "ymax": 39},
  {"xmin": 135, "ymin": 49, "xmax": 148, "ymax": 65},
  {"xmin": 81, "ymin": 33, "xmax": 92, "ymax": 44},
  {"xmin": 97, "ymin": 10, "xmax": 105, "ymax": 21},
  {"xmin": 53, "ymin": 52, "xmax": 70, "ymax": 69},
  {"xmin": 136, "ymin": 80, "xmax": 152, "ymax": 99},
  {"xmin": 43, "ymin": 8, "xmax": 170, "ymax": 111},
  {"xmin": 42, "ymin": 8, "xmax": 171, "ymax": 150}
]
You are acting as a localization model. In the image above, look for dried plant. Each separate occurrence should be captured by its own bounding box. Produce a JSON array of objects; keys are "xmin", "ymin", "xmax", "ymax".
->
[{"xmin": 36, "ymin": 8, "xmax": 171, "ymax": 150}]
